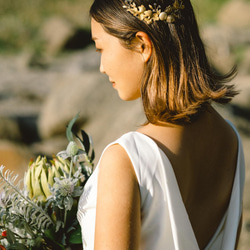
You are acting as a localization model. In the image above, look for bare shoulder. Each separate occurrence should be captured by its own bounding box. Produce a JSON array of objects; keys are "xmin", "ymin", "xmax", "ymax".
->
[
  {"xmin": 95, "ymin": 143, "xmax": 141, "ymax": 249},
  {"xmin": 98, "ymin": 143, "xmax": 135, "ymax": 177},
  {"xmin": 100, "ymin": 143, "xmax": 131, "ymax": 164},
  {"xmin": 97, "ymin": 143, "xmax": 138, "ymax": 196}
]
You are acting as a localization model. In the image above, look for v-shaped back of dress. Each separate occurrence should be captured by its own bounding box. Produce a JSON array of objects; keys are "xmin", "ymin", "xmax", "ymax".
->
[
  {"xmin": 77, "ymin": 121, "xmax": 244, "ymax": 250},
  {"xmin": 114, "ymin": 131, "xmax": 200, "ymax": 249}
]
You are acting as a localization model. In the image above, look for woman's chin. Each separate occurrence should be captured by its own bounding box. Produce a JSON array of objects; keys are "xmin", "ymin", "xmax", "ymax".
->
[{"xmin": 118, "ymin": 94, "xmax": 141, "ymax": 102}]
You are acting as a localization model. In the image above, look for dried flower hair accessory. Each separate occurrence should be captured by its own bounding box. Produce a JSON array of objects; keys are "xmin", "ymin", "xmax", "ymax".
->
[{"xmin": 123, "ymin": 0, "xmax": 185, "ymax": 24}]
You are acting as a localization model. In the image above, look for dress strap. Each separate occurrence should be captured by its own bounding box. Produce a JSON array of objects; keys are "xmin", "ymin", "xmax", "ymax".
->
[
  {"xmin": 115, "ymin": 132, "xmax": 200, "ymax": 250},
  {"xmin": 156, "ymin": 149, "xmax": 200, "ymax": 249},
  {"xmin": 220, "ymin": 120, "xmax": 245, "ymax": 250}
]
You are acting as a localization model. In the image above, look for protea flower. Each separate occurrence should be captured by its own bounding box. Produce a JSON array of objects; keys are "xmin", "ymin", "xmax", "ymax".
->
[{"xmin": 24, "ymin": 156, "xmax": 77, "ymax": 202}]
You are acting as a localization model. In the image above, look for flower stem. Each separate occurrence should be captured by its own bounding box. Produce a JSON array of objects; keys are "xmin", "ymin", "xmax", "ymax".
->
[
  {"xmin": 63, "ymin": 209, "xmax": 67, "ymax": 228},
  {"xmin": 69, "ymin": 160, "xmax": 73, "ymax": 177}
]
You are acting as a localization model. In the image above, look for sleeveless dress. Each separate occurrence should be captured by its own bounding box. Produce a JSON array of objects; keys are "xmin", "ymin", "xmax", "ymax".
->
[{"xmin": 77, "ymin": 120, "xmax": 245, "ymax": 250}]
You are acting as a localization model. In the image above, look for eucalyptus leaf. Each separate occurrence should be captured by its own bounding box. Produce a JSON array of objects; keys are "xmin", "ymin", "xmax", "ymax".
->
[
  {"xmin": 6, "ymin": 228, "xmax": 16, "ymax": 244},
  {"xmin": 23, "ymin": 221, "xmax": 35, "ymax": 237},
  {"xmin": 66, "ymin": 114, "xmax": 80, "ymax": 142},
  {"xmin": 57, "ymin": 150, "xmax": 70, "ymax": 160}
]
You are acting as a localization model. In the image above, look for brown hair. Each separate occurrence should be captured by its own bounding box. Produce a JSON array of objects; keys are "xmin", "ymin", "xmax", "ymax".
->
[{"xmin": 90, "ymin": 0, "xmax": 238, "ymax": 124}]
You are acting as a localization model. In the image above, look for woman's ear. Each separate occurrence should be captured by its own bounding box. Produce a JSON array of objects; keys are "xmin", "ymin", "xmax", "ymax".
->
[{"xmin": 135, "ymin": 31, "xmax": 152, "ymax": 63}]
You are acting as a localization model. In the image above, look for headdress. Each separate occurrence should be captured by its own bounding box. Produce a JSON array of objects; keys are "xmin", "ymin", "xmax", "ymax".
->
[{"xmin": 123, "ymin": 0, "xmax": 185, "ymax": 24}]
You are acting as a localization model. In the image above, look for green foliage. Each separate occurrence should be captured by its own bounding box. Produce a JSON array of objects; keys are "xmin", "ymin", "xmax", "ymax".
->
[
  {"xmin": 66, "ymin": 113, "xmax": 80, "ymax": 142},
  {"xmin": 0, "ymin": 167, "xmax": 55, "ymax": 248},
  {"xmin": 0, "ymin": 115, "xmax": 94, "ymax": 249},
  {"xmin": 192, "ymin": 0, "xmax": 230, "ymax": 24},
  {"xmin": 0, "ymin": 0, "xmax": 93, "ymax": 53},
  {"xmin": 0, "ymin": 0, "xmax": 234, "ymax": 54}
]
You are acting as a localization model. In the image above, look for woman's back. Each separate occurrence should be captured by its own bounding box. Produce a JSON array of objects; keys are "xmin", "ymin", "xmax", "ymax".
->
[
  {"xmin": 137, "ymin": 107, "xmax": 238, "ymax": 248},
  {"xmin": 78, "ymin": 106, "xmax": 244, "ymax": 249}
]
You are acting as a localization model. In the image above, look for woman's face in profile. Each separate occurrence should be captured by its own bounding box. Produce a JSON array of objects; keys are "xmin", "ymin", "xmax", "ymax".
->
[{"xmin": 91, "ymin": 18, "xmax": 145, "ymax": 101}]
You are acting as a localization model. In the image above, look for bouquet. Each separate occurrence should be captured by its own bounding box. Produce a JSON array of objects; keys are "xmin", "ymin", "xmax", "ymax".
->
[{"xmin": 0, "ymin": 115, "xmax": 94, "ymax": 249}]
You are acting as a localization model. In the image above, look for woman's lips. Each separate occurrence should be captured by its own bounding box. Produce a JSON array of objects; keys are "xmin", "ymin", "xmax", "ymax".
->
[{"xmin": 110, "ymin": 80, "xmax": 116, "ymax": 88}]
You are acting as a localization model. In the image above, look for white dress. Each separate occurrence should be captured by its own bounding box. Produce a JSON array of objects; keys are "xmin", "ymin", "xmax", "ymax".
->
[{"xmin": 77, "ymin": 120, "xmax": 245, "ymax": 250}]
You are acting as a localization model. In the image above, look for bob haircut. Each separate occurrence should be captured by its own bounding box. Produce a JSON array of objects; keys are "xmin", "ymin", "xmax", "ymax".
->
[{"xmin": 90, "ymin": 0, "xmax": 238, "ymax": 124}]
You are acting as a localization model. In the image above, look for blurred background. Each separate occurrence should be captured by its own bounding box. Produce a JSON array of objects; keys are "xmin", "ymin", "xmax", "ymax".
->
[{"xmin": 0, "ymin": 0, "xmax": 249, "ymax": 248}]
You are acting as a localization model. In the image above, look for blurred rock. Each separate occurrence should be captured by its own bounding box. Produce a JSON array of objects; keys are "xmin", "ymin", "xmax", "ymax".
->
[
  {"xmin": 0, "ymin": 141, "xmax": 33, "ymax": 181},
  {"xmin": 201, "ymin": 0, "xmax": 250, "ymax": 75},
  {"xmin": 82, "ymin": 97, "xmax": 145, "ymax": 159},
  {"xmin": 0, "ymin": 117, "xmax": 21, "ymax": 141},
  {"xmin": 218, "ymin": 0, "xmax": 250, "ymax": 28},
  {"xmin": 0, "ymin": 54, "xmax": 56, "ymax": 118},
  {"xmin": 202, "ymin": 25, "xmax": 235, "ymax": 73},
  {"xmin": 40, "ymin": 16, "xmax": 75, "ymax": 56},
  {"xmin": 201, "ymin": 24, "xmax": 250, "ymax": 74},
  {"xmin": 49, "ymin": 46, "xmax": 100, "ymax": 74},
  {"xmin": 214, "ymin": 75, "xmax": 250, "ymax": 136},
  {"xmin": 38, "ymin": 72, "xmax": 107, "ymax": 139},
  {"xmin": 40, "ymin": 16, "xmax": 92, "ymax": 56},
  {"xmin": 64, "ymin": 28, "xmax": 92, "ymax": 51},
  {"xmin": 31, "ymin": 136, "xmax": 68, "ymax": 157},
  {"xmin": 240, "ymin": 48, "xmax": 250, "ymax": 75},
  {"xmin": 233, "ymin": 76, "xmax": 250, "ymax": 112}
]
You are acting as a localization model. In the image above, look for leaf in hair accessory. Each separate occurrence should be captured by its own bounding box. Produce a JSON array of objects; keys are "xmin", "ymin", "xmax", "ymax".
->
[
  {"xmin": 167, "ymin": 15, "xmax": 176, "ymax": 23},
  {"xmin": 139, "ymin": 13, "xmax": 145, "ymax": 21},
  {"xmin": 152, "ymin": 12, "xmax": 160, "ymax": 21},
  {"xmin": 144, "ymin": 10, "xmax": 153, "ymax": 17},
  {"xmin": 138, "ymin": 5, "xmax": 146, "ymax": 13},
  {"xmin": 173, "ymin": 0, "xmax": 179, "ymax": 9},
  {"xmin": 174, "ymin": 0, "xmax": 185, "ymax": 11}
]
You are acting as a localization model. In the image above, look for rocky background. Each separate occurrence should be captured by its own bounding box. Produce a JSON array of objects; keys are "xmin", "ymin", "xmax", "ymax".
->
[{"xmin": 0, "ymin": 0, "xmax": 249, "ymax": 248}]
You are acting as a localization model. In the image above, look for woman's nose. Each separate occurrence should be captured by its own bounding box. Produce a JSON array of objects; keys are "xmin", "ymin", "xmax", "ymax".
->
[{"xmin": 100, "ymin": 62, "xmax": 105, "ymax": 74}]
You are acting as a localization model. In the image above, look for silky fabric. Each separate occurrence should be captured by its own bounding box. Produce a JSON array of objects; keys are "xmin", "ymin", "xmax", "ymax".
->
[{"xmin": 77, "ymin": 120, "xmax": 245, "ymax": 250}]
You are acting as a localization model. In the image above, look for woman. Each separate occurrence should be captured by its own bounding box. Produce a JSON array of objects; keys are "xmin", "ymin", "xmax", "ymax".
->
[{"xmin": 77, "ymin": 0, "xmax": 245, "ymax": 249}]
